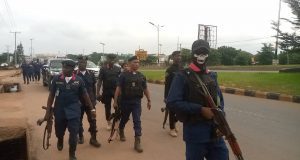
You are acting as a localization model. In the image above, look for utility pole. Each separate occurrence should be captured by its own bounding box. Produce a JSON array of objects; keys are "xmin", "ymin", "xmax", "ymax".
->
[
  {"xmin": 10, "ymin": 31, "xmax": 21, "ymax": 65},
  {"xmin": 100, "ymin": 42, "xmax": 105, "ymax": 54},
  {"xmin": 5, "ymin": 45, "xmax": 10, "ymax": 63},
  {"xmin": 177, "ymin": 36, "xmax": 179, "ymax": 51},
  {"xmin": 274, "ymin": 0, "xmax": 282, "ymax": 60},
  {"xmin": 149, "ymin": 22, "xmax": 164, "ymax": 64},
  {"xmin": 30, "ymin": 38, "xmax": 33, "ymax": 59}
]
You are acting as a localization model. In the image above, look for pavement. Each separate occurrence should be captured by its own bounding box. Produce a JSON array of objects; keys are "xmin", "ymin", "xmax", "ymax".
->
[{"xmin": 148, "ymin": 79, "xmax": 300, "ymax": 104}]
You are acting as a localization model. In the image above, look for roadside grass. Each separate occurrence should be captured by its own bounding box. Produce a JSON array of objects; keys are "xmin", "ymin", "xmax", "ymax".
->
[{"xmin": 140, "ymin": 70, "xmax": 300, "ymax": 96}]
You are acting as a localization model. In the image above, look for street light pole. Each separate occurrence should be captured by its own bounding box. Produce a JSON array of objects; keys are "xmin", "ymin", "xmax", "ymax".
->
[
  {"xmin": 274, "ymin": 0, "xmax": 282, "ymax": 61},
  {"xmin": 30, "ymin": 38, "xmax": 33, "ymax": 59},
  {"xmin": 100, "ymin": 42, "xmax": 105, "ymax": 54},
  {"xmin": 149, "ymin": 22, "xmax": 164, "ymax": 64}
]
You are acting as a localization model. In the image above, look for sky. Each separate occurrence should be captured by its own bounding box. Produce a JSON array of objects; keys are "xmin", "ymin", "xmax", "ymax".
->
[{"xmin": 0, "ymin": 0, "xmax": 296, "ymax": 56}]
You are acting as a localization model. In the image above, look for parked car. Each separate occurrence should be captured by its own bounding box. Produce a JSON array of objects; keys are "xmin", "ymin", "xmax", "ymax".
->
[
  {"xmin": 75, "ymin": 60, "xmax": 100, "ymax": 78},
  {"xmin": 43, "ymin": 58, "xmax": 74, "ymax": 90},
  {"xmin": 87, "ymin": 60, "xmax": 100, "ymax": 78}
]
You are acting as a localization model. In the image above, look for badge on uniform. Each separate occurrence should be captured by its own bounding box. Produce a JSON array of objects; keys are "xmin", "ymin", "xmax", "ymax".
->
[
  {"xmin": 55, "ymin": 89, "xmax": 60, "ymax": 96},
  {"xmin": 66, "ymin": 84, "xmax": 71, "ymax": 89},
  {"xmin": 132, "ymin": 82, "xmax": 135, "ymax": 87}
]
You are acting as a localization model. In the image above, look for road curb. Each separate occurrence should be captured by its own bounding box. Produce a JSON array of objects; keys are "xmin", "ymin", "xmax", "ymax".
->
[
  {"xmin": 220, "ymin": 86, "xmax": 299, "ymax": 104},
  {"xmin": 147, "ymin": 79, "xmax": 300, "ymax": 104}
]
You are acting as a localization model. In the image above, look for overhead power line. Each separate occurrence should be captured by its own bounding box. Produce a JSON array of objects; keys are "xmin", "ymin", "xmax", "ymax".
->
[
  {"xmin": 221, "ymin": 37, "xmax": 273, "ymax": 43},
  {"xmin": 218, "ymin": 36, "xmax": 274, "ymax": 44},
  {"xmin": 4, "ymin": 0, "xmax": 16, "ymax": 29}
]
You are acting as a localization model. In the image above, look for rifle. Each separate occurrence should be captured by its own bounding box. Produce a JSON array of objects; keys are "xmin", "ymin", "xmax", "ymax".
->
[
  {"xmin": 193, "ymin": 73, "xmax": 244, "ymax": 160},
  {"xmin": 37, "ymin": 106, "xmax": 54, "ymax": 150},
  {"xmin": 108, "ymin": 105, "xmax": 122, "ymax": 143},
  {"xmin": 161, "ymin": 107, "xmax": 169, "ymax": 129}
]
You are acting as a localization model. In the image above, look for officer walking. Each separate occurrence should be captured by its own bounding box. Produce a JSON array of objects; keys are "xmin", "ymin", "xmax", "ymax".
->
[
  {"xmin": 164, "ymin": 51, "xmax": 182, "ymax": 137},
  {"xmin": 113, "ymin": 56, "xmax": 151, "ymax": 153},
  {"xmin": 75, "ymin": 56, "xmax": 101, "ymax": 147},
  {"xmin": 40, "ymin": 60, "xmax": 96, "ymax": 160},
  {"xmin": 96, "ymin": 54, "xmax": 121, "ymax": 130},
  {"xmin": 166, "ymin": 39, "xmax": 229, "ymax": 160},
  {"xmin": 21, "ymin": 61, "xmax": 29, "ymax": 84}
]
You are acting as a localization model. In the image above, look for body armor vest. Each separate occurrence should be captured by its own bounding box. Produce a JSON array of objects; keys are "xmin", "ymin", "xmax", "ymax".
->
[
  {"xmin": 122, "ymin": 71, "xmax": 144, "ymax": 99},
  {"xmin": 177, "ymin": 69, "xmax": 218, "ymax": 123},
  {"xmin": 102, "ymin": 67, "xmax": 120, "ymax": 90}
]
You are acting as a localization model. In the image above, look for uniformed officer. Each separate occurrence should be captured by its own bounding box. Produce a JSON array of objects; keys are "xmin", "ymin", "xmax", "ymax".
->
[
  {"xmin": 164, "ymin": 51, "xmax": 182, "ymax": 137},
  {"xmin": 166, "ymin": 39, "xmax": 229, "ymax": 160},
  {"xmin": 21, "ymin": 61, "xmax": 29, "ymax": 84},
  {"xmin": 75, "ymin": 56, "xmax": 101, "ymax": 147},
  {"xmin": 96, "ymin": 54, "xmax": 121, "ymax": 130},
  {"xmin": 41, "ymin": 60, "xmax": 96, "ymax": 160},
  {"xmin": 113, "ymin": 56, "xmax": 151, "ymax": 153}
]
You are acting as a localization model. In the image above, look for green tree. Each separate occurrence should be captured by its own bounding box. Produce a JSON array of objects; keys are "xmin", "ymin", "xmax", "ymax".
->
[
  {"xmin": 13, "ymin": 43, "xmax": 24, "ymax": 64},
  {"xmin": 0, "ymin": 53, "xmax": 9, "ymax": 64},
  {"xmin": 271, "ymin": 0, "xmax": 300, "ymax": 63},
  {"xmin": 256, "ymin": 43, "xmax": 274, "ymax": 65},
  {"xmin": 88, "ymin": 52, "xmax": 103, "ymax": 65},
  {"xmin": 180, "ymin": 48, "xmax": 192, "ymax": 65},
  {"xmin": 218, "ymin": 46, "xmax": 239, "ymax": 65},
  {"xmin": 234, "ymin": 51, "xmax": 252, "ymax": 65},
  {"xmin": 66, "ymin": 54, "xmax": 78, "ymax": 60},
  {"xmin": 207, "ymin": 48, "xmax": 221, "ymax": 66},
  {"xmin": 140, "ymin": 55, "xmax": 157, "ymax": 65},
  {"xmin": 279, "ymin": 52, "xmax": 288, "ymax": 64}
]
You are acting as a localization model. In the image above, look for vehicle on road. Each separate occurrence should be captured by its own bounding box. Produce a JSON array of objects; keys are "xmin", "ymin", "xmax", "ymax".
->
[{"xmin": 42, "ymin": 58, "xmax": 74, "ymax": 90}]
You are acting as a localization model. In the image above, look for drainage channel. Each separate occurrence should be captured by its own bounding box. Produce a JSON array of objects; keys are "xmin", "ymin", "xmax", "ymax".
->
[{"xmin": 0, "ymin": 127, "xmax": 28, "ymax": 160}]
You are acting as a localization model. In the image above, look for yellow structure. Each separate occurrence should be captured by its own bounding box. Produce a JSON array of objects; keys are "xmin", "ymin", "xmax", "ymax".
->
[{"xmin": 135, "ymin": 49, "xmax": 147, "ymax": 60}]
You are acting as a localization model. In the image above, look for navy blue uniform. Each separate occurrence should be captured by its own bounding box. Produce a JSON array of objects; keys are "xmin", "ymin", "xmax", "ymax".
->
[
  {"xmin": 75, "ymin": 70, "xmax": 98, "ymax": 136},
  {"xmin": 33, "ymin": 62, "xmax": 42, "ymax": 81},
  {"xmin": 166, "ymin": 67, "xmax": 228, "ymax": 160},
  {"xmin": 164, "ymin": 63, "xmax": 182, "ymax": 130},
  {"xmin": 98, "ymin": 65, "xmax": 121, "ymax": 121},
  {"xmin": 50, "ymin": 73, "xmax": 86, "ymax": 147},
  {"xmin": 21, "ymin": 63, "xmax": 29, "ymax": 84},
  {"xmin": 118, "ymin": 71, "xmax": 147, "ymax": 137}
]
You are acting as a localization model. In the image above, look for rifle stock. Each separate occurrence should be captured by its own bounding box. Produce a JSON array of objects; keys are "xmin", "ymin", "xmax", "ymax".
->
[
  {"xmin": 108, "ymin": 105, "xmax": 121, "ymax": 143},
  {"xmin": 193, "ymin": 72, "xmax": 244, "ymax": 160},
  {"xmin": 206, "ymin": 95, "xmax": 244, "ymax": 160},
  {"xmin": 37, "ymin": 106, "xmax": 53, "ymax": 150}
]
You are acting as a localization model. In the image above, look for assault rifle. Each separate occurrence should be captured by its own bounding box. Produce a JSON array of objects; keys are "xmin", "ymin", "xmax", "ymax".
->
[
  {"xmin": 108, "ymin": 105, "xmax": 122, "ymax": 143},
  {"xmin": 37, "ymin": 106, "xmax": 54, "ymax": 150},
  {"xmin": 161, "ymin": 107, "xmax": 168, "ymax": 129},
  {"xmin": 193, "ymin": 73, "xmax": 244, "ymax": 160}
]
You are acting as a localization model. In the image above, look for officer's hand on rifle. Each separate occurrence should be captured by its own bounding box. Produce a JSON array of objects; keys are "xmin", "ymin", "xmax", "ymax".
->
[
  {"xmin": 201, "ymin": 107, "xmax": 214, "ymax": 120},
  {"xmin": 147, "ymin": 100, "xmax": 151, "ymax": 110},
  {"xmin": 37, "ymin": 118, "xmax": 44, "ymax": 126},
  {"xmin": 113, "ymin": 102, "xmax": 118, "ymax": 109}
]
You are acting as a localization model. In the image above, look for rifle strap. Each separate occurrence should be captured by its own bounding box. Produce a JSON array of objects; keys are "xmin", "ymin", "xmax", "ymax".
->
[{"xmin": 190, "ymin": 71, "xmax": 221, "ymax": 107}]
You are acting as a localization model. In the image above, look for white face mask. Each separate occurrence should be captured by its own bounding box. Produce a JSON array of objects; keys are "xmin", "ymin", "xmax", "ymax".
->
[{"xmin": 193, "ymin": 54, "xmax": 208, "ymax": 65}]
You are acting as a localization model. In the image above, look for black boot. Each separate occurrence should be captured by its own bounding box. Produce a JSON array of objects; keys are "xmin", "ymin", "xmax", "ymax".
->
[
  {"xmin": 69, "ymin": 145, "xmax": 77, "ymax": 160},
  {"xmin": 119, "ymin": 129, "xmax": 126, "ymax": 141},
  {"xmin": 57, "ymin": 138, "xmax": 63, "ymax": 151},
  {"xmin": 134, "ymin": 136, "xmax": 143, "ymax": 153},
  {"xmin": 89, "ymin": 133, "xmax": 101, "ymax": 148},
  {"xmin": 78, "ymin": 135, "xmax": 84, "ymax": 144}
]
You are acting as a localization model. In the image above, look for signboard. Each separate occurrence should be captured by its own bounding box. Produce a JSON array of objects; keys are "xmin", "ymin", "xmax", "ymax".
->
[{"xmin": 135, "ymin": 49, "xmax": 147, "ymax": 60}]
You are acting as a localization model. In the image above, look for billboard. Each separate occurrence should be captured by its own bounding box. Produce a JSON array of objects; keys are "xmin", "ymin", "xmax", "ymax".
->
[{"xmin": 135, "ymin": 49, "xmax": 147, "ymax": 60}]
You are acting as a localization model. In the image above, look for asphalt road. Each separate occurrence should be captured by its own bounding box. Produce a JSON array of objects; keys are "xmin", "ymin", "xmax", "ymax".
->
[{"xmin": 5, "ymin": 77, "xmax": 300, "ymax": 160}]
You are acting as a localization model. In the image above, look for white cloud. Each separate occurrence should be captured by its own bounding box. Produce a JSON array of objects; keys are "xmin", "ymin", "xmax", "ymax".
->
[{"xmin": 0, "ymin": 0, "xmax": 296, "ymax": 55}]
